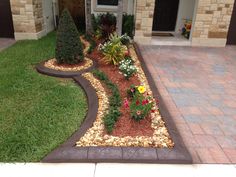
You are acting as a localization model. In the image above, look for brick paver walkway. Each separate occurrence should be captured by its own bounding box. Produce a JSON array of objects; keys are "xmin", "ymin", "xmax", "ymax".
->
[
  {"xmin": 139, "ymin": 45, "xmax": 236, "ymax": 163},
  {"xmin": 0, "ymin": 38, "xmax": 15, "ymax": 51}
]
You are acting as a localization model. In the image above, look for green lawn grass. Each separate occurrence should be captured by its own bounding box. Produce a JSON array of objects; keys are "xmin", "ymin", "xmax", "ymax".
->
[{"xmin": 0, "ymin": 32, "xmax": 87, "ymax": 162}]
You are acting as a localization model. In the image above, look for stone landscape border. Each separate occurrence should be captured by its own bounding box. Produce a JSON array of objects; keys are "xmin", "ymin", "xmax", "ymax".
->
[
  {"xmin": 36, "ymin": 44, "xmax": 192, "ymax": 164},
  {"xmin": 36, "ymin": 60, "xmax": 97, "ymax": 78}
]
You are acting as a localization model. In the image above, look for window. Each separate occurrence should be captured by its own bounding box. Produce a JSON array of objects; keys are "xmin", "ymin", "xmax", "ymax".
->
[{"xmin": 97, "ymin": 0, "xmax": 118, "ymax": 6}]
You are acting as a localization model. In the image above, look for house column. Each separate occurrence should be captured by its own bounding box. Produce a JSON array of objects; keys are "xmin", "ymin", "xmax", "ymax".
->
[
  {"xmin": 134, "ymin": 0, "xmax": 155, "ymax": 43},
  {"xmin": 191, "ymin": 0, "xmax": 235, "ymax": 47},
  {"xmin": 10, "ymin": 0, "xmax": 45, "ymax": 40}
]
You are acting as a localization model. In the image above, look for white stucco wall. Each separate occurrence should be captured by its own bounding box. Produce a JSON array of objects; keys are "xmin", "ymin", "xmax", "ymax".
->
[
  {"xmin": 42, "ymin": 0, "xmax": 57, "ymax": 33},
  {"xmin": 175, "ymin": 0, "xmax": 195, "ymax": 33}
]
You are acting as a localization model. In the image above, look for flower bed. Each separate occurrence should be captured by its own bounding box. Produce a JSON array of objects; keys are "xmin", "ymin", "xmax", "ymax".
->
[{"xmin": 76, "ymin": 34, "xmax": 174, "ymax": 148}]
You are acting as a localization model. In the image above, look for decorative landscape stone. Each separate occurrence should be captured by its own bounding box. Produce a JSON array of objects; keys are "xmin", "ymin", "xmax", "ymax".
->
[{"xmin": 44, "ymin": 57, "xmax": 93, "ymax": 72}]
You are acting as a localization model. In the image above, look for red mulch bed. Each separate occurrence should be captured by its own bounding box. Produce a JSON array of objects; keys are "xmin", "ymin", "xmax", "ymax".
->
[{"xmin": 88, "ymin": 44, "xmax": 154, "ymax": 137}]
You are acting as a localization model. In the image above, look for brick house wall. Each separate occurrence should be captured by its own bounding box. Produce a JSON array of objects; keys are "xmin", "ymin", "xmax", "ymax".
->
[
  {"xmin": 8, "ymin": 0, "xmax": 235, "ymax": 47},
  {"xmin": 134, "ymin": 0, "xmax": 155, "ymax": 43},
  {"xmin": 10, "ymin": 0, "xmax": 45, "ymax": 40},
  {"xmin": 191, "ymin": 0, "xmax": 235, "ymax": 46},
  {"xmin": 134, "ymin": 0, "xmax": 236, "ymax": 47}
]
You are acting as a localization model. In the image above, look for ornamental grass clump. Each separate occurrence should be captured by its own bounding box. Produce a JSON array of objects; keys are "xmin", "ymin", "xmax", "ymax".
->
[
  {"xmin": 55, "ymin": 9, "xmax": 84, "ymax": 64},
  {"xmin": 99, "ymin": 33, "xmax": 131, "ymax": 65}
]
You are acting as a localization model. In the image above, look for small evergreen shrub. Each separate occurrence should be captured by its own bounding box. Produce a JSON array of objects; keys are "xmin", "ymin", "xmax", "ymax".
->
[
  {"xmin": 122, "ymin": 14, "xmax": 134, "ymax": 38},
  {"xmin": 55, "ymin": 9, "xmax": 84, "ymax": 64},
  {"xmin": 91, "ymin": 14, "xmax": 99, "ymax": 32},
  {"xmin": 92, "ymin": 70, "xmax": 121, "ymax": 134},
  {"xmin": 84, "ymin": 33, "xmax": 96, "ymax": 54}
]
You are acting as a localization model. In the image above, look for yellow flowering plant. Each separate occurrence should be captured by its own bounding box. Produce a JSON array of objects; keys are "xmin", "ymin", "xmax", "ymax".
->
[
  {"xmin": 138, "ymin": 86, "xmax": 146, "ymax": 94},
  {"xmin": 126, "ymin": 85, "xmax": 154, "ymax": 121}
]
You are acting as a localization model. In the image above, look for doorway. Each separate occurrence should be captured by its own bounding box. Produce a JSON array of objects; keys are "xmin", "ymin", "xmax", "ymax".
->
[
  {"xmin": 227, "ymin": 1, "xmax": 236, "ymax": 45},
  {"xmin": 152, "ymin": 0, "xmax": 179, "ymax": 31},
  {"xmin": 58, "ymin": 0, "xmax": 86, "ymax": 30},
  {"xmin": 0, "ymin": 0, "xmax": 14, "ymax": 38}
]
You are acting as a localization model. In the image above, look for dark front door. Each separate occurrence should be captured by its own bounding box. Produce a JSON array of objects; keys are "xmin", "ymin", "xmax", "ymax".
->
[
  {"xmin": 152, "ymin": 0, "xmax": 179, "ymax": 31},
  {"xmin": 0, "ymin": 0, "xmax": 14, "ymax": 38},
  {"xmin": 227, "ymin": 1, "xmax": 236, "ymax": 45}
]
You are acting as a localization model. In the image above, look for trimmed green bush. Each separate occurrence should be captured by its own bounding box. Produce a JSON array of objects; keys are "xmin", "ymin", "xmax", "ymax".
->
[
  {"xmin": 122, "ymin": 14, "xmax": 134, "ymax": 38},
  {"xmin": 92, "ymin": 70, "xmax": 121, "ymax": 134},
  {"xmin": 84, "ymin": 33, "xmax": 96, "ymax": 54},
  {"xmin": 55, "ymin": 9, "xmax": 84, "ymax": 64}
]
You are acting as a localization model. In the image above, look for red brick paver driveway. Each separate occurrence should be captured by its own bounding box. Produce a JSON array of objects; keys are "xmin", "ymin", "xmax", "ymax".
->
[{"xmin": 139, "ymin": 45, "xmax": 236, "ymax": 163}]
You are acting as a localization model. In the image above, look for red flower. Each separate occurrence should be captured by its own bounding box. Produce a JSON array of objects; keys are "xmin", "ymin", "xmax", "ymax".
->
[
  {"xmin": 136, "ymin": 100, "xmax": 140, "ymax": 105},
  {"xmin": 156, "ymin": 99, "xmax": 159, "ymax": 104},
  {"xmin": 124, "ymin": 99, "xmax": 129, "ymax": 108},
  {"xmin": 142, "ymin": 99, "xmax": 149, "ymax": 105},
  {"xmin": 151, "ymin": 110, "xmax": 156, "ymax": 113}
]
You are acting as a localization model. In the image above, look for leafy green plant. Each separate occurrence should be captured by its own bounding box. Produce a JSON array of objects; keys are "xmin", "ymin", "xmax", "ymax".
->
[
  {"xmin": 84, "ymin": 33, "xmax": 96, "ymax": 54},
  {"xmin": 120, "ymin": 33, "xmax": 131, "ymax": 46},
  {"xmin": 91, "ymin": 14, "xmax": 99, "ymax": 32},
  {"xmin": 126, "ymin": 84, "xmax": 137, "ymax": 98},
  {"xmin": 92, "ymin": 70, "xmax": 121, "ymax": 133},
  {"xmin": 109, "ymin": 33, "xmax": 131, "ymax": 46},
  {"xmin": 99, "ymin": 34, "xmax": 127, "ymax": 65},
  {"xmin": 92, "ymin": 13, "xmax": 134, "ymax": 39},
  {"xmin": 99, "ymin": 13, "xmax": 116, "ymax": 38},
  {"xmin": 119, "ymin": 56, "xmax": 137, "ymax": 79},
  {"xmin": 55, "ymin": 9, "xmax": 84, "ymax": 64},
  {"xmin": 91, "ymin": 13, "xmax": 116, "ymax": 39},
  {"xmin": 103, "ymin": 107, "xmax": 121, "ymax": 133},
  {"xmin": 122, "ymin": 14, "xmax": 134, "ymax": 38}
]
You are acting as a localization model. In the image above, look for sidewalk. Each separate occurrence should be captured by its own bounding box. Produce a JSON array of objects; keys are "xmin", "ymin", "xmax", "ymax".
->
[
  {"xmin": 138, "ymin": 45, "xmax": 236, "ymax": 163},
  {"xmin": 0, "ymin": 38, "xmax": 15, "ymax": 51},
  {"xmin": 0, "ymin": 163, "xmax": 235, "ymax": 177}
]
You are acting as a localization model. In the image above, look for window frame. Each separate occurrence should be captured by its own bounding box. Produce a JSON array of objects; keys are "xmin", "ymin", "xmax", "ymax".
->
[
  {"xmin": 97, "ymin": 0, "xmax": 118, "ymax": 6},
  {"xmin": 94, "ymin": 0, "xmax": 118, "ymax": 12}
]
